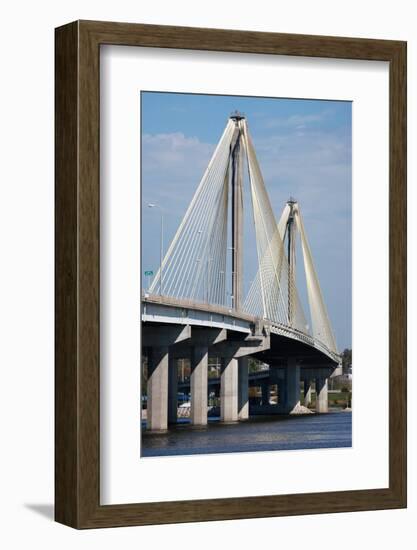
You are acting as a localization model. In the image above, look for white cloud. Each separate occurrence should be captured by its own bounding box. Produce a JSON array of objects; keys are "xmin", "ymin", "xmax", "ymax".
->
[
  {"xmin": 262, "ymin": 112, "xmax": 327, "ymax": 129},
  {"xmin": 143, "ymin": 132, "xmax": 213, "ymax": 173},
  {"xmin": 142, "ymin": 132, "xmax": 215, "ymax": 207}
]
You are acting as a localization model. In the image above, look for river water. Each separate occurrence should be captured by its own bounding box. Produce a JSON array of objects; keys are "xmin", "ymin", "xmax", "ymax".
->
[{"xmin": 141, "ymin": 411, "xmax": 352, "ymax": 457}]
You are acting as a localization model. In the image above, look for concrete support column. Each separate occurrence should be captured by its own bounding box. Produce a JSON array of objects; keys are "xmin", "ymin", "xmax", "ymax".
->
[
  {"xmin": 168, "ymin": 356, "xmax": 178, "ymax": 425},
  {"xmin": 220, "ymin": 357, "xmax": 238, "ymax": 422},
  {"xmin": 277, "ymin": 379, "xmax": 286, "ymax": 407},
  {"xmin": 238, "ymin": 357, "xmax": 249, "ymax": 420},
  {"xmin": 303, "ymin": 378, "xmax": 312, "ymax": 407},
  {"xmin": 147, "ymin": 346, "xmax": 169, "ymax": 431},
  {"xmin": 190, "ymin": 346, "xmax": 208, "ymax": 426},
  {"xmin": 261, "ymin": 382, "xmax": 269, "ymax": 406},
  {"xmin": 315, "ymin": 377, "xmax": 329, "ymax": 413},
  {"xmin": 285, "ymin": 357, "xmax": 300, "ymax": 413}
]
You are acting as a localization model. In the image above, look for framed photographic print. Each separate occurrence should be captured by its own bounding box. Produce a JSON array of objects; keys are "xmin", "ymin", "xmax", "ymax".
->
[{"xmin": 55, "ymin": 20, "xmax": 406, "ymax": 528}]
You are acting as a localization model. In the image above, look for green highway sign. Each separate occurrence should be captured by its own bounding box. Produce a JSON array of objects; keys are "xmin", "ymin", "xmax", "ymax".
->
[{"xmin": 144, "ymin": 270, "xmax": 153, "ymax": 276}]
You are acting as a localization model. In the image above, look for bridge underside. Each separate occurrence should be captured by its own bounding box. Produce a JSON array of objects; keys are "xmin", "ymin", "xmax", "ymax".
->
[
  {"xmin": 253, "ymin": 332, "xmax": 338, "ymax": 369},
  {"xmin": 141, "ymin": 320, "xmax": 339, "ymax": 369}
]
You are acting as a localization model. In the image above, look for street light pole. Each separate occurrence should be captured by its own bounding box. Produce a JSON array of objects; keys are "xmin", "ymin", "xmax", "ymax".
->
[{"xmin": 148, "ymin": 203, "xmax": 164, "ymax": 296}]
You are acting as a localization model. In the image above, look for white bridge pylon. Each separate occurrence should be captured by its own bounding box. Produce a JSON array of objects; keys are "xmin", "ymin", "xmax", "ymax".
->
[{"xmin": 149, "ymin": 114, "xmax": 338, "ymax": 355}]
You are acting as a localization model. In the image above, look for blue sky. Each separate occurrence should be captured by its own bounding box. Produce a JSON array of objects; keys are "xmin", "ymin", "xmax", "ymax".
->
[{"xmin": 141, "ymin": 91, "xmax": 352, "ymax": 351}]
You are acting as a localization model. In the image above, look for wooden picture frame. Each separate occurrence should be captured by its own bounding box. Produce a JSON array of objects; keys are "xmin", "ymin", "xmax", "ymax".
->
[{"xmin": 55, "ymin": 20, "xmax": 407, "ymax": 528}]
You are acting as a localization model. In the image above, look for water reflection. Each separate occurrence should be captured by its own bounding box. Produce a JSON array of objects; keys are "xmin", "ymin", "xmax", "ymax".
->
[{"xmin": 141, "ymin": 411, "xmax": 352, "ymax": 457}]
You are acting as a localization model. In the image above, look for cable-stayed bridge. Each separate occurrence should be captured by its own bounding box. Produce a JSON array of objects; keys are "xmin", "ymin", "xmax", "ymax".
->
[{"xmin": 142, "ymin": 112, "xmax": 342, "ymax": 432}]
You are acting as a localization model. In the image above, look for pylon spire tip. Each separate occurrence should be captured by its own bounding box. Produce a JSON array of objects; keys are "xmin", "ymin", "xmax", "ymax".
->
[{"xmin": 230, "ymin": 110, "xmax": 245, "ymax": 121}]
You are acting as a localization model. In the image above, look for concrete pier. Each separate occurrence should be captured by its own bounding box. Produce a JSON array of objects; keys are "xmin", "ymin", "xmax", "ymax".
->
[
  {"xmin": 147, "ymin": 346, "xmax": 169, "ymax": 431},
  {"xmin": 303, "ymin": 378, "xmax": 312, "ymax": 407},
  {"xmin": 190, "ymin": 346, "xmax": 208, "ymax": 426},
  {"xmin": 220, "ymin": 357, "xmax": 238, "ymax": 422},
  {"xmin": 285, "ymin": 357, "xmax": 300, "ymax": 413},
  {"xmin": 168, "ymin": 356, "xmax": 178, "ymax": 425},
  {"xmin": 238, "ymin": 357, "xmax": 249, "ymax": 420},
  {"xmin": 277, "ymin": 379, "xmax": 286, "ymax": 409},
  {"xmin": 315, "ymin": 376, "xmax": 328, "ymax": 413},
  {"xmin": 261, "ymin": 382, "xmax": 269, "ymax": 406}
]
